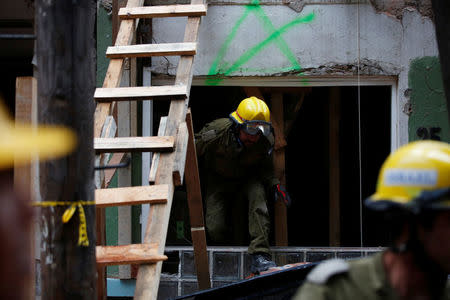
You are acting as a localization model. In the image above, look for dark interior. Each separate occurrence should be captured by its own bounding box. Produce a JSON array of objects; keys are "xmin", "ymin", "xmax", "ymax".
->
[{"xmin": 165, "ymin": 85, "xmax": 391, "ymax": 247}]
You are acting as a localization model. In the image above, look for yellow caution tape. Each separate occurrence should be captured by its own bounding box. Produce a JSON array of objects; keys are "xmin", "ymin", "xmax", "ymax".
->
[{"xmin": 32, "ymin": 200, "xmax": 95, "ymax": 247}]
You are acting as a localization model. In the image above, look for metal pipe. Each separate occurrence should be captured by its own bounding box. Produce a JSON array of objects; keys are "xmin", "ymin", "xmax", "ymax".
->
[{"xmin": 0, "ymin": 34, "xmax": 35, "ymax": 40}]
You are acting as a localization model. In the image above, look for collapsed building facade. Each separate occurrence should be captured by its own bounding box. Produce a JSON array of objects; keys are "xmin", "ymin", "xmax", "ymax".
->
[{"xmin": 0, "ymin": 0, "xmax": 448, "ymax": 298}]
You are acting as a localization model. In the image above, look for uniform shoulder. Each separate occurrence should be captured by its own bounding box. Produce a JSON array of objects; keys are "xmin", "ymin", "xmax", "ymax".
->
[
  {"xmin": 205, "ymin": 118, "xmax": 232, "ymax": 129},
  {"xmin": 196, "ymin": 118, "xmax": 232, "ymax": 142},
  {"xmin": 306, "ymin": 259, "xmax": 350, "ymax": 285}
]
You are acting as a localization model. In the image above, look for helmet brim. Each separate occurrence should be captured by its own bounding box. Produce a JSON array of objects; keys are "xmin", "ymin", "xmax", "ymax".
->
[
  {"xmin": 0, "ymin": 123, "xmax": 77, "ymax": 169},
  {"xmin": 230, "ymin": 111, "xmax": 244, "ymax": 124}
]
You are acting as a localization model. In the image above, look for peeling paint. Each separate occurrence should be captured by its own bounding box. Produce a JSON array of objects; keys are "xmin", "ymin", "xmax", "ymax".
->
[{"xmin": 369, "ymin": 0, "xmax": 433, "ymax": 20}]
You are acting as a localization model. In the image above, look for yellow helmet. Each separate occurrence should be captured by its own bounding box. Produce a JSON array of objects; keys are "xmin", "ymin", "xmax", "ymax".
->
[
  {"xmin": 230, "ymin": 96, "xmax": 271, "ymax": 124},
  {"xmin": 0, "ymin": 99, "xmax": 76, "ymax": 169},
  {"xmin": 366, "ymin": 140, "xmax": 450, "ymax": 211}
]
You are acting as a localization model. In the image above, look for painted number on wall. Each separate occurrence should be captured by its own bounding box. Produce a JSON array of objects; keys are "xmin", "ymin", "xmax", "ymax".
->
[{"xmin": 416, "ymin": 127, "xmax": 441, "ymax": 141}]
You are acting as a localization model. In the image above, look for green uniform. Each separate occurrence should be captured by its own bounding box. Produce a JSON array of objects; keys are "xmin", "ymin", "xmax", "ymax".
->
[
  {"xmin": 195, "ymin": 118, "xmax": 279, "ymax": 254},
  {"xmin": 293, "ymin": 252, "xmax": 450, "ymax": 300}
]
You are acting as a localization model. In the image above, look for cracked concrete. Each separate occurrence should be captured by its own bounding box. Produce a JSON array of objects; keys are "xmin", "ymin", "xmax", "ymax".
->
[{"xmin": 369, "ymin": 0, "xmax": 433, "ymax": 20}]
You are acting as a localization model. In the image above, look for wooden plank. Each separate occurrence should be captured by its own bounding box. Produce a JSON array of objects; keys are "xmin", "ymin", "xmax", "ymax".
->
[
  {"xmin": 95, "ymin": 185, "xmax": 169, "ymax": 207},
  {"xmin": 94, "ymin": 136, "xmax": 174, "ymax": 153},
  {"xmin": 271, "ymin": 93, "xmax": 288, "ymax": 248},
  {"xmin": 185, "ymin": 109, "xmax": 211, "ymax": 289},
  {"xmin": 329, "ymin": 87, "xmax": 340, "ymax": 246},
  {"xmin": 106, "ymin": 42, "xmax": 197, "ymax": 59},
  {"xmin": 14, "ymin": 77, "xmax": 36, "ymax": 300},
  {"xmin": 173, "ymin": 122, "xmax": 189, "ymax": 186},
  {"xmin": 149, "ymin": 117, "xmax": 167, "ymax": 184},
  {"xmin": 119, "ymin": 4, "xmax": 207, "ymax": 19},
  {"xmin": 94, "ymin": 85, "xmax": 188, "ymax": 102},
  {"xmin": 96, "ymin": 244, "xmax": 167, "ymax": 266},
  {"xmin": 37, "ymin": 0, "xmax": 97, "ymax": 297},
  {"xmin": 95, "ymin": 116, "xmax": 117, "ymax": 189},
  {"xmin": 134, "ymin": 1, "xmax": 205, "ymax": 299},
  {"xmin": 284, "ymin": 91, "xmax": 306, "ymax": 136},
  {"xmin": 104, "ymin": 153, "xmax": 126, "ymax": 188}
]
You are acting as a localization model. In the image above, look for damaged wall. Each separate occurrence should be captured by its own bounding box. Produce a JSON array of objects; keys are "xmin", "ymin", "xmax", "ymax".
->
[{"xmin": 151, "ymin": 1, "xmax": 442, "ymax": 145}]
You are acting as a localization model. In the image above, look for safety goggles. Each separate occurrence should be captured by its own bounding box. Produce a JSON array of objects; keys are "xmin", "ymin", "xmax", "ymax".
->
[{"xmin": 242, "ymin": 121, "xmax": 272, "ymax": 136}]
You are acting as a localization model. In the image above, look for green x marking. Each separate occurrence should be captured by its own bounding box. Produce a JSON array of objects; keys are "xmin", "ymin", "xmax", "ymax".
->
[{"xmin": 206, "ymin": 0, "xmax": 315, "ymax": 85}]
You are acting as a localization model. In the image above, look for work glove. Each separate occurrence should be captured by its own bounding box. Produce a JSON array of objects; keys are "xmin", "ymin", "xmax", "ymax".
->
[{"xmin": 273, "ymin": 184, "xmax": 291, "ymax": 207}]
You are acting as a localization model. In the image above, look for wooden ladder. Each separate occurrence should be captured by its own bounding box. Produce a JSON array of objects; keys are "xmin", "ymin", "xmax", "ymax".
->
[{"xmin": 93, "ymin": 1, "xmax": 209, "ymax": 299}]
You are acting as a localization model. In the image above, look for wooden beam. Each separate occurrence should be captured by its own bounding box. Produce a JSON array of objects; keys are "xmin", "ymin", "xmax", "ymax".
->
[
  {"xmin": 284, "ymin": 92, "xmax": 306, "ymax": 137},
  {"xmin": 185, "ymin": 109, "xmax": 211, "ymax": 289},
  {"xmin": 271, "ymin": 93, "xmax": 288, "ymax": 247},
  {"xmin": 94, "ymin": 85, "xmax": 188, "ymax": 102},
  {"xmin": 96, "ymin": 244, "xmax": 167, "ymax": 266},
  {"xmin": 149, "ymin": 117, "xmax": 167, "ymax": 184},
  {"xmin": 106, "ymin": 42, "xmax": 197, "ymax": 59},
  {"xmin": 94, "ymin": 136, "xmax": 174, "ymax": 153},
  {"xmin": 119, "ymin": 4, "xmax": 207, "ymax": 19},
  {"xmin": 173, "ymin": 122, "xmax": 189, "ymax": 186},
  {"xmin": 134, "ymin": 1, "xmax": 205, "ymax": 298},
  {"xmin": 329, "ymin": 87, "xmax": 341, "ymax": 246},
  {"xmin": 104, "ymin": 153, "xmax": 126, "ymax": 188},
  {"xmin": 95, "ymin": 185, "xmax": 169, "ymax": 207},
  {"xmin": 37, "ymin": 0, "xmax": 97, "ymax": 298},
  {"xmin": 14, "ymin": 77, "xmax": 36, "ymax": 300}
]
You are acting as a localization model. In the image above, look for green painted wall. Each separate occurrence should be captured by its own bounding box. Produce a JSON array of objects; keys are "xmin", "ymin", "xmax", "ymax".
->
[
  {"xmin": 408, "ymin": 56, "xmax": 450, "ymax": 143},
  {"xmin": 97, "ymin": 6, "xmax": 111, "ymax": 88}
]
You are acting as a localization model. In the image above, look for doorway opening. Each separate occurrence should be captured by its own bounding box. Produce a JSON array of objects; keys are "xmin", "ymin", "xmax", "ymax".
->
[{"xmin": 162, "ymin": 84, "xmax": 392, "ymax": 247}]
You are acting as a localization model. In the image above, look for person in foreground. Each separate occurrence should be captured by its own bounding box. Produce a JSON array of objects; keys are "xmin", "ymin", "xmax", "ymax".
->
[
  {"xmin": 195, "ymin": 96, "xmax": 290, "ymax": 274},
  {"xmin": 294, "ymin": 140, "xmax": 450, "ymax": 300},
  {"xmin": 0, "ymin": 99, "xmax": 76, "ymax": 299}
]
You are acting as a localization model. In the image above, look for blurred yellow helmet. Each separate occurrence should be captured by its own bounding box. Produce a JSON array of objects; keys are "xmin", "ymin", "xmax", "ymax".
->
[
  {"xmin": 230, "ymin": 96, "xmax": 271, "ymax": 124},
  {"xmin": 366, "ymin": 140, "xmax": 450, "ymax": 211},
  {"xmin": 0, "ymin": 99, "xmax": 77, "ymax": 169}
]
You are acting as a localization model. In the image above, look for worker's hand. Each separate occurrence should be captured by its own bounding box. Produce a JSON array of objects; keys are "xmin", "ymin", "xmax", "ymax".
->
[{"xmin": 273, "ymin": 184, "xmax": 292, "ymax": 207}]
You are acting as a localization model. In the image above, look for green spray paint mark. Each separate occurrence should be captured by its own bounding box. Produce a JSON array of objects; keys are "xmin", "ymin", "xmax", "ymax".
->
[{"xmin": 206, "ymin": 0, "xmax": 315, "ymax": 85}]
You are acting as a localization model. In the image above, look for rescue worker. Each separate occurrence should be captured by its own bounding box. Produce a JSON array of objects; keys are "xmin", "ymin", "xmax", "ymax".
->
[
  {"xmin": 293, "ymin": 140, "xmax": 450, "ymax": 300},
  {"xmin": 195, "ymin": 96, "xmax": 290, "ymax": 274},
  {"xmin": 0, "ymin": 98, "xmax": 76, "ymax": 299}
]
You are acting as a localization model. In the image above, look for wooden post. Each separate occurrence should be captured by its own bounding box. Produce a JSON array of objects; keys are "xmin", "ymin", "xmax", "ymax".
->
[
  {"xmin": 430, "ymin": 0, "xmax": 450, "ymax": 120},
  {"xmin": 329, "ymin": 87, "xmax": 341, "ymax": 246},
  {"xmin": 271, "ymin": 93, "xmax": 288, "ymax": 247},
  {"xmin": 14, "ymin": 77, "xmax": 37, "ymax": 300},
  {"xmin": 185, "ymin": 109, "xmax": 211, "ymax": 290},
  {"xmin": 36, "ymin": 0, "xmax": 97, "ymax": 299}
]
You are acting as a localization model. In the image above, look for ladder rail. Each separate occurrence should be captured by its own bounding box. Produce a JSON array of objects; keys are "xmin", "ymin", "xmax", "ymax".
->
[
  {"xmin": 134, "ymin": 1, "xmax": 207, "ymax": 299},
  {"xmin": 93, "ymin": 1, "xmax": 209, "ymax": 299}
]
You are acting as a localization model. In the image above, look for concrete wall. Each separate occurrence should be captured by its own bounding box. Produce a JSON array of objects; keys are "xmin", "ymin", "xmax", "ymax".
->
[{"xmin": 151, "ymin": 2, "xmax": 445, "ymax": 146}]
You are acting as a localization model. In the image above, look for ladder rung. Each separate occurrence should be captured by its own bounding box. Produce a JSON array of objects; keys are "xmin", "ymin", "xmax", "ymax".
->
[
  {"xmin": 106, "ymin": 42, "xmax": 197, "ymax": 59},
  {"xmin": 94, "ymin": 136, "xmax": 174, "ymax": 153},
  {"xmin": 94, "ymin": 85, "xmax": 188, "ymax": 102},
  {"xmin": 96, "ymin": 244, "xmax": 167, "ymax": 266},
  {"xmin": 95, "ymin": 185, "xmax": 169, "ymax": 207},
  {"xmin": 119, "ymin": 4, "xmax": 207, "ymax": 19}
]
